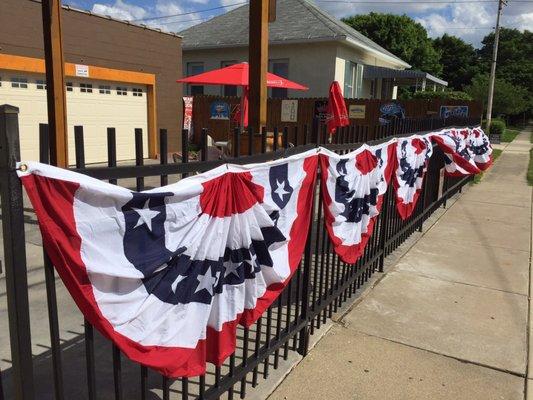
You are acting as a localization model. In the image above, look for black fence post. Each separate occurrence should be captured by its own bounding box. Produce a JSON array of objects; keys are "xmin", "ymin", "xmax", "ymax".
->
[
  {"xmin": 201, "ymin": 128, "xmax": 208, "ymax": 162},
  {"xmin": 0, "ymin": 104, "xmax": 35, "ymax": 400},
  {"xmin": 378, "ymin": 188, "xmax": 391, "ymax": 272},
  {"xmin": 135, "ymin": 128, "xmax": 144, "ymax": 191},
  {"xmin": 261, "ymin": 126, "xmax": 267, "ymax": 154},
  {"xmin": 74, "ymin": 126, "xmax": 85, "ymax": 168},
  {"xmin": 107, "ymin": 128, "xmax": 117, "ymax": 185},
  {"xmin": 39, "ymin": 123, "xmax": 65, "ymax": 400},
  {"xmin": 248, "ymin": 126, "xmax": 254, "ymax": 156},
  {"xmin": 233, "ymin": 127, "xmax": 241, "ymax": 158},
  {"xmin": 297, "ymin": 171, "xmax": 317, "ymax": 357},
  {"xmin": 159, "ymin": 129, "xmax": 168, "ymax": 186},
  {"xmin": 181, "ymin": 129, "xmax": 189, "ymax": 178}
]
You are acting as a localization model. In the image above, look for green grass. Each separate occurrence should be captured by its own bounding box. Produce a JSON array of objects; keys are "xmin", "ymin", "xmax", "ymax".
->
[
  {"xmin": 472, "ymin": 148, "xmax": 503, "ymax": 184},
  {"xmin": 501, "ymin": 128, "xmax": 521, "ymax": 142},
  {"xmin": 527, "ymin": 147, "xmax": 533, "ymax": 186}
]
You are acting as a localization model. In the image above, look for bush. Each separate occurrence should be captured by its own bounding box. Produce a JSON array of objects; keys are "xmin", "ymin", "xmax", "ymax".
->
[
  {"xmin": 489, "ymin": 120, "xmax": 506, "ymax": 136},
  {"xmin": 399, "ymin": 89, "xmax": 473, "ymax": 101}
]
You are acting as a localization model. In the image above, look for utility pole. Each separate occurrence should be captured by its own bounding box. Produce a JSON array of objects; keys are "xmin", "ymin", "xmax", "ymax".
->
[
  {"xmin": 485, "ymin": 0, "xmax": 505, "ymax": 131},
  {"xmin": 42, "ymin": 0, "xmax": 69, "ymax": 167}
]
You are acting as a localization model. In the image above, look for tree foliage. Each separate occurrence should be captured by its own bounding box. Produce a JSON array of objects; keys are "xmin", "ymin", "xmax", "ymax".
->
[
  {"xmin": 342, "ymin": 13, "xmax": 442, "ymax": 76},
  {"xmin": 341, "ymin": 13, "xmax": 532, "ymax": 116},
  {"xmin": 465, "ymin": 74, "xmax": 530, "ymax": 117},
  {"xmin": 433, "ymin": 34, "xmax": 480, "ymax": 90},
  {"xmin": 478, "ymin": 28, "xmax": 533, "ymax": 94}
]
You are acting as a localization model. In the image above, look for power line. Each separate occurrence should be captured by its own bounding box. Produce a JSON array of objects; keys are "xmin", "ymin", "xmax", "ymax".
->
[
  {"xmin": 318, "ymin": 0, "xmax": 532, "ymax": 3},
  {"xmin": 132, "ymin": 2, "xmax": 247, "ymax": 22}
]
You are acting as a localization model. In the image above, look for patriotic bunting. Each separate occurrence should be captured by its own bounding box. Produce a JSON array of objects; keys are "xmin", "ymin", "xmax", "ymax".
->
[
  {"xmin": 18, "ymin": 150, "xmax": 318, "ymax": 377},
  {"xmin": 393, "ymin": 134, "xmax": 434, "ymax": 220},
  {"xmin": 319, "ymin": 139, "xmax": 396, "ymax": 264},
  {"xmin": 17, "ymin": 125, "xmax": 492, "ymax": 378},
  {"xmin": 467, "ymin": 126, "xmax": 493, "ymax": 170},
  {"xmin": 430, "ymin": 128, "xmax": 481, "ymax": 177}
]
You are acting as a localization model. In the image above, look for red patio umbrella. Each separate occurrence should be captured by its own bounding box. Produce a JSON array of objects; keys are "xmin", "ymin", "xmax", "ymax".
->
[
  {"xmin": 326, "ymin": 81, "xmax": 349, "ymax": 135},
  {"xmin": 177, "ymin": 62, "xmax": 308, "ymax": 127}
]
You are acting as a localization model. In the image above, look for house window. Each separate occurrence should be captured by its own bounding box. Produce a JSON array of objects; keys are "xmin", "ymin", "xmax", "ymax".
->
[
  {"xmin": 66, "ymin": 82, "xmax": 73, "ymax": 92},
  {"xmin": 80, "ymin": 83, "xmax": 93, "ymax": 93},
  {"xmin": 187, "ymin": 62, "xmax": 204, "ymax": 95},
  {"xmin": 36, "ymin": 79, "xmax": 47, "ymax": 90},
  {"xmin": 11, "ymin": 77, "xmax": 28, "ymax": 88},
  {"xmin": 269, "ymin": 59, "xmax": 289, "ymax": 99},
  {"xmin": 344, "ymin": 61, "xmax": 363, "ymax": 98},
  {"xmin": 99, "ymin": 85, "xmax": 111, "ymax": 94},
  {"xmin": 116, "ymin": 87, "xmax": 128, "ymax": 95},
  {"xmin": 132, "ymin": 88, "xmax": 143, "ymax": 97},
  {"xmin": 370, "ymin": 79, "xmax": 377, "ymax": 99},
  {"xmin": 221, "ymin": 60, "xmax": 238, "ymax": 97}
]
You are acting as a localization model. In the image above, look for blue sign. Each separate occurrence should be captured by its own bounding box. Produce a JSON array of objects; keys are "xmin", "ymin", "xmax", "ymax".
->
[
  {"xmin": 440, "ymin": 105, "xmax": 469, "ymax": 119},
  {"xmin": 210, "ymin": 101, "xmax": 230, "ymax": 120},
  {"xmin": 379, "ymin": 102, "xmax": 405, "ymax": 125}
]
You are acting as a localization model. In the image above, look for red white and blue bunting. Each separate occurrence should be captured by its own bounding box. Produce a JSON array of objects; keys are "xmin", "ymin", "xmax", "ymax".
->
[
  {"xmin": 467, "ymin": 126, "xmax": 493, "ymax": 170},
  {"xmin": 18, "ymin": 150, "xmax": 318, "ymax": 377},
  {"xmin": 17, "ymin": 126, "xmax": 491, "ymax": 378},
  {"xmin": 319, "ymin": 139, "xmax": 396, "ymax": 263},
  {"xmin": 393, "ymin": 134, "xmax": 434, "ymax": 220}
]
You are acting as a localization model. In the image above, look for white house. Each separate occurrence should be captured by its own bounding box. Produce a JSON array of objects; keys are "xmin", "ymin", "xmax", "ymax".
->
[{"xmin": 179, "ymin": 0, "xmax": 447, "ymax": 100}]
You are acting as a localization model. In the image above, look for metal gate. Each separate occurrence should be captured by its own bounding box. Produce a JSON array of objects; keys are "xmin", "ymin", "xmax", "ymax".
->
[{"xmin": 0, "ymin": 104, "xmax": 476, "ymax": 399}]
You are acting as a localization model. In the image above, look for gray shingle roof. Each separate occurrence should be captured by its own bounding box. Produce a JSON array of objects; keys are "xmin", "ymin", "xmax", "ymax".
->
[{"xmin": 179, "ymin": 0, "xmax": 408, "ymax": 66}]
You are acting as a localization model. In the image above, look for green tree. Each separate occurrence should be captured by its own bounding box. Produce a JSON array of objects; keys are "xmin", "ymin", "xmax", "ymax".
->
[
  {"xmin": 465, "ymin": 74, "xmax": 530, "ymax": 117},
  {"xmin": 433, "ymin": 34, "xmax": 480, "ymax": 90},
  {"xmin": 342, "ymin": 13, "xmax": 442, "ymax": 76},
  {"xmin": 478, "ymin": 28, "xmax": 533, "ymax": 94}
]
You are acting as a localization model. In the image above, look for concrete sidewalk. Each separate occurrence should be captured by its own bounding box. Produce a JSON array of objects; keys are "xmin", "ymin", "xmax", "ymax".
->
[{"xmin": 269, "ymin": 129, "xmax": 532, "ymax": 400}]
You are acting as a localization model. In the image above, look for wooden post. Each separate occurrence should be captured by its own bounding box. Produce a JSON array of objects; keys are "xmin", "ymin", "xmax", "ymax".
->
[
  {"xmin": 248, "ymin": 0, "xmax": 269, "ymax": 131},
  {"xmin": 42, "ymin": 0, "xmax": 68, "ymax": 167}
]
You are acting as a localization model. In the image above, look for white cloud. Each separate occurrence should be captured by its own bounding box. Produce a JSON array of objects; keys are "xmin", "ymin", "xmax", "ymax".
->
[
  {"xmin": 314, "ymin": 0, "xmax": 531, "ymax": 48},
  {"xmin": 91, "ymin": 0, "xmax": 147, "ymax": 21}
]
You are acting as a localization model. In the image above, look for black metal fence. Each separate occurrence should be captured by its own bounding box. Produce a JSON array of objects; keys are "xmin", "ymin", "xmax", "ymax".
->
[{"xmin": 0, "ymin": 104, "xmax": 477, "ymax": 400}]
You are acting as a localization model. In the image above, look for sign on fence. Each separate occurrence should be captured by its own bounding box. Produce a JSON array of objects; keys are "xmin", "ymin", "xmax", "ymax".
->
[
  {"xmin": 183, "ymin": 96, "xmax": 193, "ymax": 135},
  {"xmin": 314, "ymin": 100, "xmax": 328, "ymax": 122},
  {"xmin": 440, "ymin": 105, "xmax": 469, "ymax": 119},
  {"xmin": 281, "ymin": 100, "xmax": 298, "ymax": 122},
  {"xmin": 379, "ymin": 102, "xmax": 405, "ymax": 125},
  {"xmin": 348, "ymin": 104, "xmax": 366, "ymax": 119},
  {"xmin": 210, "ymin": 101, "xmax": 230, "ymax": 120}
]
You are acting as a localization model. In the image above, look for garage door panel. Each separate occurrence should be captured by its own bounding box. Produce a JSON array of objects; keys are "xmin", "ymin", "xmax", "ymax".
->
[{"xmin": 0, "ymin": 72, "xmax": 148, "ymax": 165}]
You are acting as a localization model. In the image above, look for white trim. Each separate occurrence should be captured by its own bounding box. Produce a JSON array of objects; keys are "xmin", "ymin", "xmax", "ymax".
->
[{"xmin": 344, "ymin": 37, "xmax": 411, "ymax": 69}]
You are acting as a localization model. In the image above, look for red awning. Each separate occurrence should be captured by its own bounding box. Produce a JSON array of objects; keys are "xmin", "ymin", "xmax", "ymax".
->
[{"xmin": 177, "ymin": 62, "xmax": 308, "ymax": 90}]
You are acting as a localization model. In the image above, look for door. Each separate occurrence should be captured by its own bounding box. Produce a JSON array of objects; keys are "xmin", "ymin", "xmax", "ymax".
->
[{"xmin": 0, "ymin": 72, "xmax": 148, "ymax": 164}]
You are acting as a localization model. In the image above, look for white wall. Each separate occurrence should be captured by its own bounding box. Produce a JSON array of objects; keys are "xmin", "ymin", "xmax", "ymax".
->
[
  {"xmin": 0, "ymin": 71, "xmax": 148, "ymax": 164},
  {"xmin": 182, "ymin": 42, "xmax": 338, "ymax": 98},
  {"xmin": 183, "ymin": 41, "xmax": 406, "ymax": 100},
  {"xmin": 335, "ymin": 43, "xmax": 404, "ymax": 99}
]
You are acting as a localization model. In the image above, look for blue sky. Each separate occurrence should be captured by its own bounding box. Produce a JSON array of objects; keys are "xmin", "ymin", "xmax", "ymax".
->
[{"xmin": 66, "ymin": 0, "xmax": 532, "ymax": 47}]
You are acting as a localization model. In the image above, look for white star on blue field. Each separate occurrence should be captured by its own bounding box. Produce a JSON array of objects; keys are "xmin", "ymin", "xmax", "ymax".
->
[{"xmin": 69, "ymin": 0, "xmax": 531, "ymax": 47}]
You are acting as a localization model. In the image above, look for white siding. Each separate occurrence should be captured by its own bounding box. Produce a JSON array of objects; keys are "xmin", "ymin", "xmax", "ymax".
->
[
  {"xmin": 0, "ymin": 72, "xmax": 148, "ymax": 164},
  {"xmin": 182, "ymin": 42, "xmax": 338, "ymax": 98}
]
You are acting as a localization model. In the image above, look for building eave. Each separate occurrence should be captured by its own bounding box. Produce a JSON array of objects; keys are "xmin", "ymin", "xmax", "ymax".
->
[
  {"xmin": 343, "ymin": 36, "xmax": 411, "ymax": 69},
  {"xmin": 183, "ymin": 35, "xmax": 411, "ymax": 69}
]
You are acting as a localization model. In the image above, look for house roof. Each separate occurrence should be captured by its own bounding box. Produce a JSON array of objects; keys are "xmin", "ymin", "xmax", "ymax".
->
[
  {"xmin": 179, "ymin": 0, "xmax": 409, "ymax": 68},
  {"xmin": 364, "ymin": 65, "xmax": 448, "ymax": 86}
]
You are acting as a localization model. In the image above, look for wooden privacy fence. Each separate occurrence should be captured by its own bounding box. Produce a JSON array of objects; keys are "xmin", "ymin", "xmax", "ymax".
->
[
  {"xmin": 0, "ymin": 104, "xmax": 476, "ymax": 400},
  {"xmin": 190, "ymin": 95, "xmax": 482, "ymax": 145}
]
